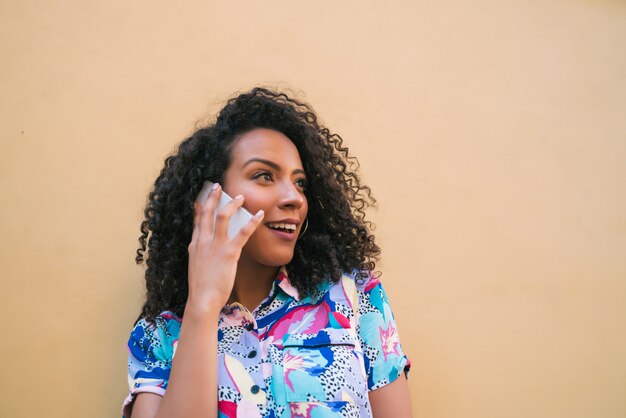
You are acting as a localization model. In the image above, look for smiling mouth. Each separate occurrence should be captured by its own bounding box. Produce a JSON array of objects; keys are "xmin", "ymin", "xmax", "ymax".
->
[{"xmin": 265, "ymin": 222, "xmax": 297, "ymax": 234}]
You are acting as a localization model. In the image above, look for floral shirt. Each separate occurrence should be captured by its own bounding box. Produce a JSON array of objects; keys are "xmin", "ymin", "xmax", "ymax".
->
[{"xmin": 123, "ymin": 268, "xmax": 410, "ymax": 417}]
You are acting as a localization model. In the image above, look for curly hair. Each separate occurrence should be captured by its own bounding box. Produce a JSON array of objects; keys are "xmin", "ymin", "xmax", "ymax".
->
[{"xmin": 135, "ymin": 87, "xmax": 381, "ymax": 322}]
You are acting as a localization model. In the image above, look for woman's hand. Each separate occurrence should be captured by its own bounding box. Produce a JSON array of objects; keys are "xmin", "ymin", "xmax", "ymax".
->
[
  {"xmin": 131, "ymin": 183, "xmax": 262, "ymax": 418},
  {"xmin": 186, "ymin": 183, "xmax": 264, "ymax": 314}
]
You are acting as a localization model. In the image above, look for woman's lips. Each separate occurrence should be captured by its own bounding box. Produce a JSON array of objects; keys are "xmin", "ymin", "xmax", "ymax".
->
[{"xmin": 265, "ymin": 225, "xmax": 297, "ymax": 241}]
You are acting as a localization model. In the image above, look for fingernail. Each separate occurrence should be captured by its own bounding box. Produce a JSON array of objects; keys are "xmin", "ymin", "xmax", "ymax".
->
[
  {"xmin": 235, "ymin": 194, "xmax": 244, "ymax": 200},
  {"xmin": 256, "ymin": 210, "xmax": 264, "ymax": 217},
  {"xmin": 212, "ymin": 183, "xmax": 219, "ymax": 190}
]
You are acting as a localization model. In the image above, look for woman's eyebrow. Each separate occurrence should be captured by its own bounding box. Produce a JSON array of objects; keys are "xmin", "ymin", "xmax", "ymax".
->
[{"xmin": 242, "ymin": 157, "xmax": 306, "ymax": 175}]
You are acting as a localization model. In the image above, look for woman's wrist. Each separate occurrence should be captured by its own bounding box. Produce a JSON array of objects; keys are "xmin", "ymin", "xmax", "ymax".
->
[{"xmin": 184, "ymin": 295, "xmax": 224, "ymax": 320}]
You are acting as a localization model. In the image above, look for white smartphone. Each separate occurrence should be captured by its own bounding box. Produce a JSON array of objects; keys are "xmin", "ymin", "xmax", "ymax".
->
[{"xmin": 195, "ymin": 180, "xmax": 253, "ymax": 239}]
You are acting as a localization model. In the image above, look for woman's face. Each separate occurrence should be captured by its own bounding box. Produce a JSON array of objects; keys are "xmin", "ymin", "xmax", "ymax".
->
[{"xmin": 222, "ymin": 128, "xmax": 308, "ymax": 267}]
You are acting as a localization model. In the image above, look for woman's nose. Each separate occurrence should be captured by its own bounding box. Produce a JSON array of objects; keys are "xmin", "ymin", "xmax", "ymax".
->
[{"xmin": 278, "ymin": 182, "xmax": 305, "ymax": 209}]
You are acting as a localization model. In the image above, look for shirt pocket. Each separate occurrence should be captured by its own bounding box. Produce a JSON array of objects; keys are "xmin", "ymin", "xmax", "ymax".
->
[{"xmin": 281, "ymin": 328, "xmax": 368, "ymax": 406}]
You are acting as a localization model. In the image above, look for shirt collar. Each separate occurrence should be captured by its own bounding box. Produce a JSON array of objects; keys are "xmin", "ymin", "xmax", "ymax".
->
[
  {"xmin": 222, "ymin": 266, "xmax": 301, "ymax": 314},
  {"xmin": 272, "ymin": 266, "xmax": 301, "ymax": 301}
]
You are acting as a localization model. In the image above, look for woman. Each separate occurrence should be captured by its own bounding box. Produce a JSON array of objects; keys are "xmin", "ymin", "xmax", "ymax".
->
[{"xmin": 123, "ymin": 87, "xmax": 412, "ymax": 418}]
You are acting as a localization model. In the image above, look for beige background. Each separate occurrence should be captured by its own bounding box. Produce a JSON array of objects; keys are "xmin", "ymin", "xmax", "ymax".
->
[{"xmin": 1, "ymin": 1, "xmax": 625, "ymax": 417}]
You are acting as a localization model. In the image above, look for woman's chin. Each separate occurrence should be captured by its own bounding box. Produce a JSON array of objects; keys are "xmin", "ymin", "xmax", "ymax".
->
[
  {"xmin": 241, "ymin": 246, "xmax": 294, "ymax": 268},
  {"xmin": 260, "ymin": 252, "xmax": 294, "ymax": 267}
]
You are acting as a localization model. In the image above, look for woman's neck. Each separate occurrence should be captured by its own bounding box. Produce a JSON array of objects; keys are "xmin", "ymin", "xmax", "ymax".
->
[{"xmin": 228, "ymin": 255, "xmax": 279, "ymax": 312}]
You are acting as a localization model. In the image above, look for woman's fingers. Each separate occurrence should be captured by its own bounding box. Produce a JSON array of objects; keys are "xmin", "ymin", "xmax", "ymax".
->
[
  {"xmin": 190, "ymin": 201, "xmax": 201, "ymax": 243},
  {"xmin": 197, "ymin": 182, "xmax": 221, "ymax": 240},
  {"xmin": 213, "ymin": 194, "xmax": 246, "ymax": 239},
  {"xmin": 192, "ymin": 184, "xmax": 261, "ymax": 250},
  {"xmin": 232, "ymin": 210, "xmax": 265, "ymax": 247}
]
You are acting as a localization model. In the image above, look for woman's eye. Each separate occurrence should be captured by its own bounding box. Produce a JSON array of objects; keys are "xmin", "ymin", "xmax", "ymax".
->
[
  {"xmin": 253, "ymin": 171, "xmax": 273, "ymax": 182},
  {"xmin": 296, "ymin": 178, "xmax": 308, "ymax": 189}
]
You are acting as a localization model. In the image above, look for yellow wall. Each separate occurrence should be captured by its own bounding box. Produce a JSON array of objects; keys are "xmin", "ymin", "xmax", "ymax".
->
[{"xmin": 1, "ymin": 1, "xmax": 625, "ymax": 417}]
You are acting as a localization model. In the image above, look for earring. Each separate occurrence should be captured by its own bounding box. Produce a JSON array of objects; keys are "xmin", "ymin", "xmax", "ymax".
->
[{"xmin": 297, "ymin": 218, "xmax": 309, "ymax": 240}]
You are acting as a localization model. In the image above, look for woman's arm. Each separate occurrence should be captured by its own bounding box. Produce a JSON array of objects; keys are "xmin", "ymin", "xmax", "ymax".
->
[
  {"xmin": 129, "ymin": 184, "xmax": 264, "ymax": 418},
  {"xmin": 368, "ymin": 373, "xmax": 413, "ymax": 418},
  {"xmin": 131, "ymin": 304, "xmax": 221, "ymax": 418}
]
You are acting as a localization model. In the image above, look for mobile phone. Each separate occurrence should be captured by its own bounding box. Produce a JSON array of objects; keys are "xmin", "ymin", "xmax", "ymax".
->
[{"xmin": 195, "ymin": 180, "xmax": 253, "ymax": 239}]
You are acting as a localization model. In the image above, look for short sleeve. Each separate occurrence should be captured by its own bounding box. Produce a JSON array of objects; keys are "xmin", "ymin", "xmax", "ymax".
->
[
  {"xmin": 122, "ymin": 312, "xmax": 181, "ymax": 418},
  {"xmin": 355, "ymin": 273, "xmax": 411, "ymax": 390}
]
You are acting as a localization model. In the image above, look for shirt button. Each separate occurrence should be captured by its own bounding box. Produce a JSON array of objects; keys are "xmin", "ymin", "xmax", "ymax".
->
[
  {"xmin": 248, "ymin": 350, "xmax": 257, "ymax": 358},
  {"xmin": 250, "ymin": 385, "xmax": 260, "ymax": 394},
  {"xmin": 244, "ymin": 323, "xmax": 254, "ymax": 331}
]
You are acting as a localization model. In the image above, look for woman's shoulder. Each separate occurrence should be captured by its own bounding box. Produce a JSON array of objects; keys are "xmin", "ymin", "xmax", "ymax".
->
[
  {"xmin": 311, "ymin": 269, "xmax": 384, "ymax": 312},
  {"xmin": 333, "ymin": 270, "xmax": 395, "ymax": 319},
  {"xmin": 128, "ymin": 311, "xmax": 182, "ymax": 362},
  {"xmin": 134, "ymin": 310, "xmax": 182, "ymax": 328},
  {"xmin": 335, "ymin": 269, "xmax": 383, "ymax": 293},
  {"xmin": 130, "ymin": 311, "xmax": 182, "ymax": 343}
]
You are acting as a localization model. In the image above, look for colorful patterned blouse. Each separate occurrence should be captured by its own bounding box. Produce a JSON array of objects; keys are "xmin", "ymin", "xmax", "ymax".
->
[{"xmin": 123, "ymin": 268, "xmax": 410, "ymax": 417}]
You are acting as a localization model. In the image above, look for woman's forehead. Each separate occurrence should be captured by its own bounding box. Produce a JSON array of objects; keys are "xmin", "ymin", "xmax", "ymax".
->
[{"xmin": 231, "ymin": 128, "xmax": 303, "ymax": 168}]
